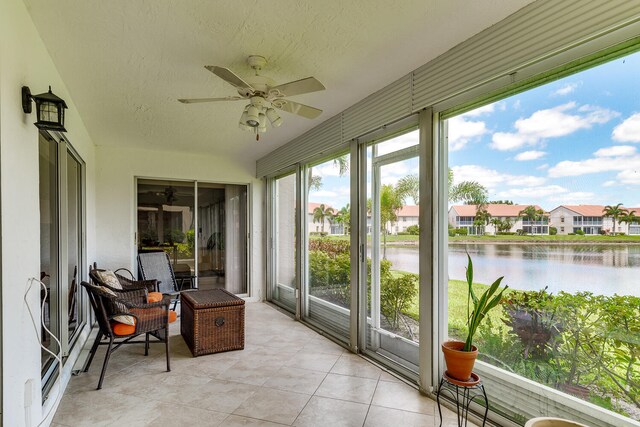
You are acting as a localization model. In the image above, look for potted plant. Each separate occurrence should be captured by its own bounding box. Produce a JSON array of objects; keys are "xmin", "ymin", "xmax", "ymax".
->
[{"xmin": 442, "ymin": 253, "xmax": 508, "ymax": 381}]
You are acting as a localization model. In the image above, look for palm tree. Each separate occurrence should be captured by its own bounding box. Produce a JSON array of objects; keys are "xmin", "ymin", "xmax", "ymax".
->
[
  {"xmin": 393, "ymin": 169, "xmax": 488, "ymax": 205},
  {"xmin": 334, "ymin": 204, "xmax": 350, "ymax": 235},
  {"xmin": 518, "ymin": 205, "xmax": 545, "ymax": 221},
  {"xmin": 312, "ymin": 204, "xmax": 334, "ymax": 233},
  {"xmin": 603, "ymin": 203, "xmax": 627, "ymax": 235},
  {"xmin": 619, "ymin": 210, "xmax": 639, "ymax": 234},
  {"xmin": 490, "ymin": 217, "xmax": 502, "ymax": 235},
  {"xmin": 474, "ymin": 207, "xmax": 491, "ymax": 235},
  {"xmin": 308, "ymin": 155, "xmax": 349, "ymax": 190},
  {"xmin": 369, "ymin": 184, "xmax": 404, "ymax": 259},
  {"xmin": 449, "ymin": 168, "xmax": 488, "ymax": 205}
]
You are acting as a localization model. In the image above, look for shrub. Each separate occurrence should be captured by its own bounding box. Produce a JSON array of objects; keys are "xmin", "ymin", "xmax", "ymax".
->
[
  {"xmin": 575, "ymin": 229, "xmax": 585, "ymax": 235},
  {"xmin": 568, "ymin": 232, "xmax": 576, "ymax": 235},
  {"xmin": 549, "ymin": 227, "xmax": 557, "ymax": 235},
  {"xmin": 496, "ymin": 232, "xmax": 517, "ymax": 235},
  {"xmin": 380, "ymin": 273, "xmax": 418, "ymax": 328},
  {"xmin": 309, "ymin": 238, "xmax": 350, "ymax": 256},
  {"xmin": 164, "ymin": 228, "xmax": 185, "ymax": 243},
  {"xmin": 397, "ymin": 231, "xmax": 410, "ymax": 235},
  {"xmin": 516, "ymin": 229, "xmax": 527, "ymax": 236},
  {"xmin": 309, "ymin": 231, "xmax": 328, "ymax": 237},
  {"xmin": 455, "ymin": 228, "xmax": 468, "ymax": 236},
  {"xmin": 448, "ymin": 229, "xmax": 456, "ymax": 237},
  {"xmin": 406, "ymin": 225, "xmax": 420, "ymax": 235}
]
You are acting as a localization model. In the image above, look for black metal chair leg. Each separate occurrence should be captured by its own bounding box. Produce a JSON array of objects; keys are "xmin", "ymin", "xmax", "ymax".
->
[
  {"xmin": 97, "ymin": 336, "xmax": 114, "ymax": 390},
  {"xmin": 83, "ymin": 331, "xmax": 103, "ymax": 372},
  {"xmin": 145, "ymin": 333, "xmax": 150, "ymax": 356},
  {"xmin": 165, "ymin": 326, "xmax": 171, "ymax": 372}
]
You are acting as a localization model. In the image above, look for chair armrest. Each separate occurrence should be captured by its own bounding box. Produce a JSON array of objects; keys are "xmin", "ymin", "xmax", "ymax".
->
[
  {"xmin": 116, "ymin": 273, "xmax": 159, "ymax": 293},
  {"xmin": 122, "ymin": 295, "xmax": 171, "ymax": 310}
]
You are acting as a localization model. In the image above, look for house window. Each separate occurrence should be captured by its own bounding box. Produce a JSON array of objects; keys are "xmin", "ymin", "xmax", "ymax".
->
[{"xmin": 446, "ymin": 49, "xmax": 640, "ymax": 424}]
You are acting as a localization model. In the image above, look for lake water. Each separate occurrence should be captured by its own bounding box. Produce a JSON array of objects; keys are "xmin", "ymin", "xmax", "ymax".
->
[{"xmin": 383, "ymin": 243, "xmax": 640, "ymax": 297}]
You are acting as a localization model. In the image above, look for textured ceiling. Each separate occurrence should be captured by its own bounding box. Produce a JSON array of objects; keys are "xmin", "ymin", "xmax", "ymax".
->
[{"xmin": 24, "ymin": 0, "xmax": 534, "ymax": 161}]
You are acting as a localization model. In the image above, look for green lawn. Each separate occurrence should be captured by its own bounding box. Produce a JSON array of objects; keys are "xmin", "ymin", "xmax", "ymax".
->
[
  {"xmin": 311, "ymin": 233, "xmax": 640, "ymax": 244},
  {"xmin": 449, "ymin": 234, "xmax": 640, "ymax": 243}
]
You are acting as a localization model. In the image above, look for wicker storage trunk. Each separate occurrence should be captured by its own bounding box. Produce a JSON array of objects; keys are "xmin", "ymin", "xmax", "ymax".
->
[{"xmin": 180, "ymin": 289, "xmax": 245, "ymax": 356}]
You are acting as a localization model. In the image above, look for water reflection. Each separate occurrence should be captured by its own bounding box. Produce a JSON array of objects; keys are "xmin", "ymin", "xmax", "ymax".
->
[{"xmin": 383, "ymin": 244, "xmax": 640, "ymax": 296}]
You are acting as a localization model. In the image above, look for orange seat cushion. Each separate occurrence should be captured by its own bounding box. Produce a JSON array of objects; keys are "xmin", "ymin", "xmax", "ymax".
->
[
  {"xmin": 112, "ymin": 322, "xmax": 136, "ymax": 336},
  {"xmin": 111, "ymin": 309, "xmax": 177, "ymax": 335},
  {"xmin": 147, "ymin": 292, "xmax": 163, "ymax": 303}
]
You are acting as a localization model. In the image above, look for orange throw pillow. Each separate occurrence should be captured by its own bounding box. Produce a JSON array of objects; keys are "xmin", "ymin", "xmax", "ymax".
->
[{"xmin": 147, "ymin": 292, "xmax": 163, "ymax": 303}]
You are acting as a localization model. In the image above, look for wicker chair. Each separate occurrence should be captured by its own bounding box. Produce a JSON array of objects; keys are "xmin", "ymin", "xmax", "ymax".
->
[
  {"xmin": 81, "ymin": 281, "xmax": 173, "ymax": 389},
  {"xmin": 138, "ymin": 251, "xmax": 190, "ymax": 310}
]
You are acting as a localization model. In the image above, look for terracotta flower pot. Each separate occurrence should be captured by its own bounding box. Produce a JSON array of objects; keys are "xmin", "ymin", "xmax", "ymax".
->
[{"xmin": 441, "ymin": 340, "xmax": 478, "ymax": 382}]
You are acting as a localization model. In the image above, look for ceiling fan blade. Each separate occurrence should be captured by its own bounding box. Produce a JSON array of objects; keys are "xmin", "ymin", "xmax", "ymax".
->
[
  {"xmin": 178, "ymin": 96, "xmax": 244, "ymax": 104},
  {"xmin": 270, "ymin": 77, "xmax": 325, "ymax": 97},
  {"xmin": 273, "ymin": 99, "xmax": 322, "ymax": 119},
  {"xmin": 205, "ymin": 66, "xmax": 254, "ymax": 92}
]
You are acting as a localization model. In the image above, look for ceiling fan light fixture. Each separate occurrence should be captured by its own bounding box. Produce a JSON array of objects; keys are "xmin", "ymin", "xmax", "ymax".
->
[
  {"xmin": 246, "ymin": 105, "xmax": 260, "ymax": 127},
  {"xmin": 238, "ymin": 109, "xmax": 251, "ymax": 130},
  {"xmin": 266, "ymin": 108, "xmax": 282, "ymax": 127}
]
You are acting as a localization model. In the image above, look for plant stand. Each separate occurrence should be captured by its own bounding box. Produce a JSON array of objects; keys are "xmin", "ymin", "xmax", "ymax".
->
[{"xmin": 436, "ymin": 371, "xmax": 489, "ymax": 427}]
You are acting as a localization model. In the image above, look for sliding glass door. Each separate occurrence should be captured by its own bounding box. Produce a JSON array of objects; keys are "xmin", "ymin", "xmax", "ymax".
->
[
  {"xmin": 270, "ymin": 172, "xmax": 298, "ymax": 312},
  {"xmin": 302, "ymin": 153, "xmax": 351, "ymax": 342},
  {"xmin": 361, "ymin": 129, "xmax": 421, "ymax": 372},
  {"xmin": 136, "ymin": 179, "xmax": 248, "ymax": 293},
  {"xmin": 38, "ymin": 131, "xmax": 86, "ymax": 396}
]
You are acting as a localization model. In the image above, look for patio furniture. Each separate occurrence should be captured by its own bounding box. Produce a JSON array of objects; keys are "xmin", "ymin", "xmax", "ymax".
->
[
  {"xmin": 181, "ymin": 289, "xmax": 245, "ymax": 356},
  {"xmin": 436, "ymin": 371, "xmax": 488, "ymax": 427},
  {"xmin": 89, "ymin": 266, "xmax": 163, "ymax": 303},
  {"xmin": 137, "ymin": 251, "xmax": 188, "ymax": 310},
  {"xmin": 81, "ymin": 281, "xmax": 175, "ymax": 389}
]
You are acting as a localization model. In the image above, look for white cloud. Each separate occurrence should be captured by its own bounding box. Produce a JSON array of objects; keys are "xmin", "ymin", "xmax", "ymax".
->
[
  {"xmin": 496, "ymin": 185, "xmax": 568, "ymax": 199},
  {"xmin": 594, "ymin": 145, "xmax": 636, "ymax": 157},
  {"xmin": 515, "ymin": 150, "xmax": 546, "ymax": 161},
  {"xmin": 451, "ymin": 165, "xmax": 546, "ymax": 190},
  {"xmin": 547, "ymin": 191, "xmax": 596, "ymax": 204},
  {"xmin": 602, "ymin": 180, "xmax": 617, "ymax": 187},
  {"xmin": 462, "ymin": 102, "xmax": 496, "ymax": 117},
  {"xmin": 376, "ymin": 130, "xmax": 419, "ymax": 156},
  {"xmin": 309, "ymin": 190, "xmax": 337, "ymax": 198},
  {"xmin": 548, "ymin": 151, "xmax": 640, "ymax": 185},
  {"xmin": 490, "ymin": 102, "xmax": 619, "ymax": 151},
  {"xmin": 552, "ymin": 82, "xmax": 580, "ymax": 96},
  {"xmin": 612, "ymin": 113, "xmax": 640, "ymax": 143},
  {"xmin": 314, "ymin": 162, "xmax": 343, "ymax": 178},
  {"xmin": 537, "ymin": 163, "xmax": 549, "ymax": 170},
  {"xmin": 448, "ymin": 116, "xmax": 487, "ymax": 151}
]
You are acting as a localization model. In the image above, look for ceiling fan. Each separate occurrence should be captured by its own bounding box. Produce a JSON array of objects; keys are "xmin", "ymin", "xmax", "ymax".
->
[{"xmin": 178, "ymin": 55, "xmax": 325, "ymax": 140}]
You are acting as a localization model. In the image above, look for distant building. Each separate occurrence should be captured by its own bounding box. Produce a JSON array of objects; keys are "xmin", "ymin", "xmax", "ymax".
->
[
  {"xmin": 627, "ymin": 208, "xmax": 640, "ymax": 235},
  {"xmin": 448, "ymin": 204, "xmax": 549, "ymax": 235},
  {"xmin": 395, "ymin": 205, "xmax": 419, "ymax": 234},
  {"xmin": 308, "ymin": 202, "xmax": 337, "ymax": 234},
  {"xmin": 549, "ymin": 205, "xmax": 611, "ymax": 235}
]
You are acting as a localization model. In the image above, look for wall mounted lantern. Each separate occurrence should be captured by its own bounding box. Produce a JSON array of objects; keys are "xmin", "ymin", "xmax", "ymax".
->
[{"xmin": 22, "ymin": 85, "xmax": 68, "ymax": 132}]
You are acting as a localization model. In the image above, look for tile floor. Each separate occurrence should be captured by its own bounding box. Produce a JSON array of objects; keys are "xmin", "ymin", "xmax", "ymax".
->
[{"xmin": 53, "ymin": 302, "xmax": 469, "ymax": 427}]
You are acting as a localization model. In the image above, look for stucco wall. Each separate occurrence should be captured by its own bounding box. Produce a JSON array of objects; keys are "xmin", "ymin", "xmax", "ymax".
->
[
  {"xmin": 94, "ymin": 145, "xmax": 264, "ymax": 301},
  {"xmin": 0, "ymin": 0, "xmax": 97, "ymax": 424}
]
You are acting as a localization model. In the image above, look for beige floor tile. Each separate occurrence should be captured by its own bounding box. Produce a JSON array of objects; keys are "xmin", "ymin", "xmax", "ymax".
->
[
  {"xmin": 55, "ymin": 302, "xmax": 444, "ymax": 427},
  {"xmin": 371, "ymin": 380, "xmax": 435, "ymax": 414},
  {"xmin": 219, "ymin": 414, "xmax": 288, "ymax": 426},
  {"xmin": 315, "ymin": 373, "xmax": 378, "ymax": 404},
  {"xmin": 146, "ymin": 406, "xmax": 228, "ymax": 427},
  {"xmin": 52, "ymin": 390, "xmax": 164, "ymax": 426},
  {"xmin": 286, "ymin": 350, "xmax": 341, "ymax": 372},
  {"xmin": 172, "ymin": 379, "xmax": 260, "ymax": 413},
  {"xmin": 263, "ymin": 366, "xmax": 327, "ymax": 394},
  {"xmin": 364, "ymin": 405, "xmax": 436, "ymax": 427},
  {"xmin": 217, "ymin": 360, "xmax": 282, "ymax": 386},
  {"xmin": 293, "ymin": 395, "xmax": 369, "ymax": 427},
  {"xmin": 233, "ymin": 387, "xmax": 311, "ymax": 425},
  {"xmin": 330, "ymin": 354, "xmax": 383, "ymax": 379}
]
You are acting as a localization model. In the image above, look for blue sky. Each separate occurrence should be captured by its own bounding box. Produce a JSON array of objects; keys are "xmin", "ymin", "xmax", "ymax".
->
[
  {"xmin": 449, "ymin": 50, "xmax": 640, "ymax": 211},
  {"xmin": 309, "ymin": 50, "xmax": 640, "ymax": 211}
]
